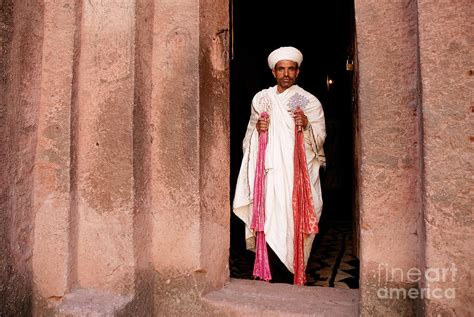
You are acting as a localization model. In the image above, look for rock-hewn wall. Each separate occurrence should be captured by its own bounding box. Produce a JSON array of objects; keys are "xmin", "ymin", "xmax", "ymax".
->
[
  {"xmin": 2, "ymin": 0, "xmax": 470, "ymax": 315},
  {"xmin": 32, "ymin": 0, "xmax": 77, "ymax": 303},
  {"xmin": 0, "ymin": 2, "xmax": 15, "ymax": 312},
  {"xmin": 148, "ymin": 0, "xmax": 230, "ymax": 314},
  {"xmin": 0, "ymin": 0, "xmax": 44, "ymax": 314},
  {"xmin": 418, "ymin": 0, "xmax": 473, "ymax": 315},
  {"xmin": 355, "ymin": 0, "xmax": 421, "ymax": 315},
  {"xmin": 355, "ymin": 0, "xmax": 473, "ymax": 315},
  {"xmin": 1, "ymin": 1, "xmax": 229, "ymax": 315}
]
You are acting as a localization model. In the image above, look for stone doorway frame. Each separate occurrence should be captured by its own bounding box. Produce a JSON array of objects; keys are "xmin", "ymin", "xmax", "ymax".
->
[
  {"xmin": 13, "ymin": 0, "xmax": 439, "ymax": 315},
  {"xmin": 218, "ymin": 0, "xmax": 423, "ymax": 315},
  {"xmin": 223, "ymin": 0, "xmax": 362, "ymax": 312}
]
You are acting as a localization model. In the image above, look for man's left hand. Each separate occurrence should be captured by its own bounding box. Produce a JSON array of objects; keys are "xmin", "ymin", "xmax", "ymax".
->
[{"xmin": 292, "ymin": 109, "xmax": 309, "ymax": 130}]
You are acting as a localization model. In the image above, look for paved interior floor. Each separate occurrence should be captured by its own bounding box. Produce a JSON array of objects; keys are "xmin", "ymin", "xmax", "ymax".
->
[
  {"xmin": 306, "ymin": 221, "xmax": 359, "ymax": 288},
  {"xmin": 229, "ymin": 220, "xmax": 359, "ymax": 289}
]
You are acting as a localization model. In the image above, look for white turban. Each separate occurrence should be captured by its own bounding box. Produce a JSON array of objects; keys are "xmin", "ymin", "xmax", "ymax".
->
[{"xmin": 267, "ymin": 46, "xmax": 303, "ymax": 69}]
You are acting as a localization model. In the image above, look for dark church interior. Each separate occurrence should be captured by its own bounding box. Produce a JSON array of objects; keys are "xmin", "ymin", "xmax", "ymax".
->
[{"xmin": 229, "ymin": 0, "xmax": 359, "ymax": 288}]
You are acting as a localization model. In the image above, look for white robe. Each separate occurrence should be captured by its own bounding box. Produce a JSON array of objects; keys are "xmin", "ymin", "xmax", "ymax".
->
[{"xmin": 233, "ymin": 84, "xmax": 326, "ymax": 273}]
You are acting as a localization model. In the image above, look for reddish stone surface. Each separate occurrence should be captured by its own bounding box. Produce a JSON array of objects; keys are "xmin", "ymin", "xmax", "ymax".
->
[
  {"xmin": 32, "ymin": 0, "xmax": 76, "ymax": 301},
  {"xmin": 150, "ymin": 0, "xmax": 201, "ymax": 277},
  {"xmin": 418, "ymin": 0, "xmax": 473, "ymax": 315},
  {"xmin": 0, "ymin": 0, "xmax": 43, "ymax": 314},
  {"xmin": 75, "ymin": 0, "xmax": 136, "ymax": 295},
  {"xmin": 131, "ymin": 0, "xmax": 155, "ymax": 312},
  {"xmin": 1, "ymin": 0, "xmax": 471, "ymax": 316},
  {"xmin": 355, "ymin": 0, "xmax": 421, "ymax": 314},
  {"xmin": 198, "ymin": 0, "xmax": 231, "ymax": 292},
  {"xmin": 203, "ymin": 279, "xmax": 359, "ymax": 316},
  {"xmin": 148, "ymin": 0, "xmax": 230, "ymax": 313},
  {"xmin": 56, "ymin": 289, "xmax": 132, "ymax": 316}
]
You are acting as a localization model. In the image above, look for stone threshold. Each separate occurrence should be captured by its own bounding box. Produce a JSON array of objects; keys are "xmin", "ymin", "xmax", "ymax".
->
[{"xmin": 203, "ymin": 278, "xmax": 359, "ymax": 316}]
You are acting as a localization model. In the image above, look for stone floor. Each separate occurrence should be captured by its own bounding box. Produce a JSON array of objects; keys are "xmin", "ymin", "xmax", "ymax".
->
[
  {"xmin": 229, "ymin": 221, "xmax": 359, "ymax": 289},
  {"xmin": 203, "ymin": 278, "xmax": 359, "ymax": 316}
]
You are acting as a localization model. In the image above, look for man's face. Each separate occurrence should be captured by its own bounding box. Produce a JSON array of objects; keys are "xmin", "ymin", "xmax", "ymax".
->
[{"xmin": 272, "ymin": 60, "xmax": 299, "ymax": 92}]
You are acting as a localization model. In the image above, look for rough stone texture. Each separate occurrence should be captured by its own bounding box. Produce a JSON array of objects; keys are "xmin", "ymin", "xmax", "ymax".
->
[
  {"xmin": 417, "ymin": 0, "xmax": 473, "ymax": 315},
  {"xmin": 148, "ymin": 1, "xmax": 203, "ymax": 313},
  {"xmin": 147, "ymin": 0, "xmax": 230, "ymax": 313},
  {"xmin": 352, "ymin": 37, "xmax": 361, "ymax": 260},
  {"xmin": 75, "ymin": 0, "xmax": 136, "ymax": 295},
  {"xmin": 32, "ymin": 0, "xmax": 76, "ymax": 301},
  {"xmin": 203, "ymin": 279, "xmax": 359, "ymax": 316},
  {"xmin": 152, "ymin": 271, "xmax": 209, "ymax": 315},
  {"xmin": 0, "ymin": 0, "xmax": 43, "ymax": 314},
  {"xmin": 199, "ymin": 0, "xmax": 231, "ymax": 293},
  {"xmin": 2, "ymin": 0, "xmax": 471, "ymax": 316},
  {"xmin": 0, "ymin": 1, "xmax": 16, "ymax": 314},
  {"xmin": 3, "ymin": 0, "xmax": 229, "ymax": 315},
  {"xmin": 130, "ymin": 0, "xmax": 155, "ymax": 313},
  {"xmin": 150, "ymin": 0, "xmax": 201, "ymax": 277},
  {"xmin": 139, "ymin": 0, "xmax": 230, "ymax": 313},
  {"xmin": 56, "ymin": 289, "xmax": 131, "ymax": 317},
  {"xmin": 354, "ymin": 0, "xmax": 421, "ymax": 315}
]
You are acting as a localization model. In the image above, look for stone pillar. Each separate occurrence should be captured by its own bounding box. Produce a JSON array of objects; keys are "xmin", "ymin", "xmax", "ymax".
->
[
  {"xmin": 1, "ymin": 0, "xmax": 43, "ymax": 314},
  {"xmin": 149, "ymin": 0, "xmax": 229, "ymax": 313},
  {"xmin": 354, "ymin": 0, "xmax": 421, "ymax": 315},
  {"xmin": 417, "ymin": 0, "xmax": 473, "ymax": 315},
  {"xmin": 150, "ymin": 0, "xmax": 200, "ymax": 275},
  {"xmin": 149, "ymin": 1, "xmax": 202, "ymax": 312},
  {"xmin": 199, "ymin": 0, "xmax": 231, "ymax": 292},
  {"xmin": 131, "ymin": 0, "xmax": 155, "ymax": 311},
  {"xmin": 5, "ymin": 0, "xmax": 231, "ymax": 315},
  {"xmin": 32, "ymin": 0, "xmax": 76, "ymax": 301},
  {"xmin": 75, "ymin": 0, "xmax": 136, "ymax": 294}
]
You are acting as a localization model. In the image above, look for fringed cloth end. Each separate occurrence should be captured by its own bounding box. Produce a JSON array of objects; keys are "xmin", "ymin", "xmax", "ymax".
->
[
  {"xmin": 250, "ymin": 112, "xmax": 272, "ymax": 282},
  {"xmin": 292, "ymin": 108, "xmax": 319, "ymax": 285}
]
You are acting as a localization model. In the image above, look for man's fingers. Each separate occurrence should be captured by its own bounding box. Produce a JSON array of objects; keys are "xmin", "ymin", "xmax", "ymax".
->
[
  {"xmin": 257, "ymin": 118, "xmax": 270, "ymax": 133},
  {"xmin": 294, "ymin": 114, "xmax": 307, "ymax": 126}
]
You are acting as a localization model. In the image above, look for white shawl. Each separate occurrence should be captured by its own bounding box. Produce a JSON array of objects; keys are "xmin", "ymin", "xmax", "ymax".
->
[{"xmin": 233, "ymin": 84, "xmax": 326, "ymax": 273}]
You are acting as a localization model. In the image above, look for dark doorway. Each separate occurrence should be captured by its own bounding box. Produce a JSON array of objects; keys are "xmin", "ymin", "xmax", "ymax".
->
[{"xmin": 229, "ymin": 0, "xmax": 359, "ymax": 289}]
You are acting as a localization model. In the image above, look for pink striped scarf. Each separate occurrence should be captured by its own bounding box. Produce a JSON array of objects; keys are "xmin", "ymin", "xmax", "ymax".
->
[
  {"xmin": 250, "ymin": 111, "xmax": 272, "ymax": 281},
  {"xmin": 292, "ymin": 107, "xmax": 319, "ymax": 285}
]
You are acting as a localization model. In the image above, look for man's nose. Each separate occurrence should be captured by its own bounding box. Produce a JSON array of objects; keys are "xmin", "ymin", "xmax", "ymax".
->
[{"xmin": 283, "ymin": 69, "xmax": 289, "ymax": 76}]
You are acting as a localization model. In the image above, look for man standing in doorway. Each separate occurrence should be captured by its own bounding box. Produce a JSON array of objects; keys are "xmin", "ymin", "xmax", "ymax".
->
[{"xmin": 233, "ymin": 46, "xmax": 326, "ymax": 284}]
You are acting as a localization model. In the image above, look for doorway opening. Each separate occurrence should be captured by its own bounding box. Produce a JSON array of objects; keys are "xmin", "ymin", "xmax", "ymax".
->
[{"xmin": 229, "ymin": 0, "xmax": 359, "ymax": 289}]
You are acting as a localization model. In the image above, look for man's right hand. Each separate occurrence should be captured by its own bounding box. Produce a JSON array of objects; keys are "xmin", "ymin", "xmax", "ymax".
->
[{"xmin": 256, "ymin": 117, "xmax": 269, "ymax": 133}]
